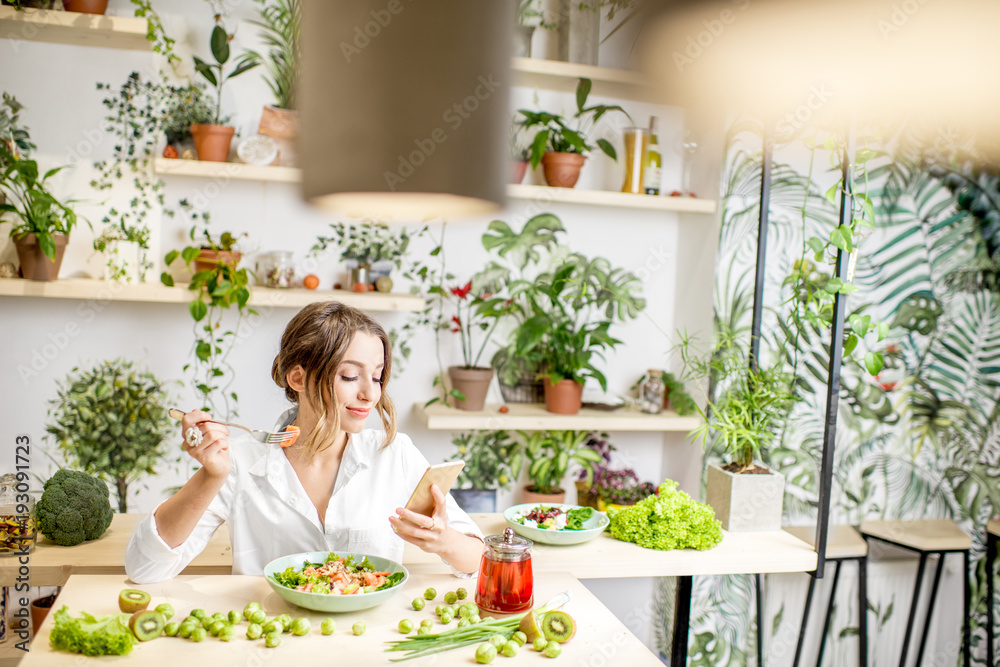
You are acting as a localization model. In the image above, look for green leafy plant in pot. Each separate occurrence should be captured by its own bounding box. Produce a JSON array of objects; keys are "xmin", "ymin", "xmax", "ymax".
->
[
  {"xmin": 446, "ymin": 430, "xmax": 522, "ymax": 512},
  {"xmin": 162, "ymin": 83, "xmax": 216, "ymax": 156},
  {"xmin": 679, "ymin": 330, "xmax": 796, "ymax": 532},
  {"xmin": 0, "ymin": 144, "xmax": 81, "ymax": 281},
  {"xmin": 443, "ymin": 279, "xmax": 505, "ymax": 411},
  {"xmin": 244, "ymin": 0, "xmax": 301, "ymax": 165},
  {"xmin": 92, "ymin": 220, "xmax": 151, "ymax": 283},
  {"xmin": 161, "ymin": 200, "xmax": 255, "ymax": 419},
  {"xmin": 311, "ymin": 219, "xmax": 412, "ymax": 291},
  {"xmin": 521, "ymin": 430, "xmax": 602, "ymax": 504},
  {"xmin": 45, "ymin": 360, "xmax": 176, "ymax": 513},
  {"xmin": 510, "ymin": 252, "xmax": 645, "ymax": 414},
  {"xmin": 191, "ymin": 20, "xmax": 259, "ymax": 162},
  {"xmin": 517, "ymin": 77, "xmax": 629, "ymax": 188},
  {"xmin": 473, "ymin": 213, "xmax": 568, "ymax": 404}
]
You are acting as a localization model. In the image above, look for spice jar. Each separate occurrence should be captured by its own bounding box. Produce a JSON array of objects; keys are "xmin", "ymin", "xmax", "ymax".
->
[
  {"xmin": 258, "ymin": 251, "xmax": 295, "ymax": 288},
  {"xmin": 475, "ymin": 528, "xmax": 533, "ymax": 614},
  {"xmin": 639, "ymin": 369, "xmax": 665, "ymax": 414},
  {"xmin": 0, "ymin": 473, "xmax": 36, "ymax": 557}
]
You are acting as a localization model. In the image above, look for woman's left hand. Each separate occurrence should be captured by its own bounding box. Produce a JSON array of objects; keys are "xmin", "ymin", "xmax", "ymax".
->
[{"xmin": 390, "ymin": 483, "xmax": 449, "ymax": 554}]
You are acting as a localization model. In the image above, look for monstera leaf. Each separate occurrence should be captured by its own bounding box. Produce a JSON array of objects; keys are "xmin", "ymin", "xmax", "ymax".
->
[{"xmin": 890, "ymin": 294, "xmax": 943, "ymax": 335}]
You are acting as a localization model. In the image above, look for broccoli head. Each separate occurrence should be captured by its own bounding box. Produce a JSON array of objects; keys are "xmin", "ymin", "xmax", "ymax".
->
[{"xmin": 36, "ymin": 470, "xmax": 114, "ymax": 546}]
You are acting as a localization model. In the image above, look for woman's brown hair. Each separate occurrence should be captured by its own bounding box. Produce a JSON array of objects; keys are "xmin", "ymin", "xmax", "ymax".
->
[{"xmin": 271, "ymin": 301, "xmax": 397, "ymax": 461}]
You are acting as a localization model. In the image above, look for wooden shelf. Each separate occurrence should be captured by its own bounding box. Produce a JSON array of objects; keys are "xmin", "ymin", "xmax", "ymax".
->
[
  {"xmin": 0, "ymin": 5, "xmax": 149, "ymax": 51},
  {"xmin": 154, "ymin": 160, "xmax": 717, "ymax": 214},
  {"xmin": 416, "ymin": 402, "xmax": 700, "ymax": 432},
  {"xmin": 512, "ymin": 57, "xmax": 663, "ymax": 103},
  {"xmin": 153, "ymin": 158, "xmax": 301, "ymax": 183},
  {"xmin": 0, "ymin": 278, "xmax": 424, "ymax": 312},
  {"xmin": 508, "ymin": 183, "xmax": 717, "ymax": 213}
]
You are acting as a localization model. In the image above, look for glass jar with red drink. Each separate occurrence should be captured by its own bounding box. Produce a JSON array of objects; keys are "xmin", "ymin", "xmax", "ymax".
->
[{"xmin": 475, "ymin": 528, "xmax": 533, "ymax": 614}]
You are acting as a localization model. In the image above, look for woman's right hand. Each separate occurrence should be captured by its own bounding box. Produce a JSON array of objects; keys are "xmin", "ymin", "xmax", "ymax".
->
[{"xmin": 180, "ymin": 410, "xmax": 231, "ymax": 480}]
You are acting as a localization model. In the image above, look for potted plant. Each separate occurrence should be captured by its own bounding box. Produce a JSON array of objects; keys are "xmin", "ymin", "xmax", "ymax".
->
[
  {"xmin": 160, "ymin": 202, "xmax": 255, "ymax": 418},
  {"xmin": 681, "ymin": 333, "xmax": 795, "ymax": 532},
  {"xmin": 0, "ymin": 145, "xmax": 81, "ymax": 281},
  {"xmin": 62, "ymin": 0, "xmax": 108, "ymax": 14},
  {"xmin": 446, "ymin": 430, "xmax": 523, "ymax": 513},
  {"xmin": 511, "ymin": 252, "xmax": 645, "ymax": 414},
  {"xmin": 444, "ymin": 280, "xmax": 504, "ymax": 411},
  {"xmin": 517, "ymin": 77, "xmax": 629, "ymax": 188},
  {"xmin": 191, "ymin": 20, "xmax": 259, "ymax": 162},
  {"xmin": 633, "ymin": 369, "xmax": 698, "ymax": 415},
  {"xmin": 244, "ymin": 0, "xmax": 300, "ymax": 166},
  {"xmin": 45, "ymin": 358, "xmax": 176, "ymax": 513},
  {"xmin": 521, "ymin": 430, "xmax": 602, "ymax": 504},
  {"xmin": 473, "ymin": 213, "xmax": 567, "ymax": 403},
  {"xmin": 162, "ymin": 83, "xmax": 215, "ymax": 159},
  {"xmin": 579, "ymin": 468, "xmax": 655, "ymax": 511},
  {"xmin": 311, "ymin": 219, "xmax": 412, "ymax": 290},
  {"xmin": 514, "ymin": 0, "xmax": 548, "ymax": 58},
  {"xmin": 509, "ymin": 120, "xmax": 531, "ymax": 184},
  {"xmin": 92, "ymin": 219, "xmax": 151, "ymax": 283}
]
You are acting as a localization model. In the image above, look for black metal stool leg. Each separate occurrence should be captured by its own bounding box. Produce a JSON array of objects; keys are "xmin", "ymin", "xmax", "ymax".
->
[
  {"xmin": 791, "ymin": 574, "xmax": 818, "ymax": 667},
  {"xmin": 914, "ymin": 553, "xmax": 946, "ymax": 666},
  {"xmin": 989, "ymin": 534, "xmax": 996, "ymax": 667},
  {"xmin": 815, "ymin": 560, "xmax": 842, "ymax": 667},
  {"xmin": 672, "ymin": 576, "xmax": 692, "ymax": 667},
  {"xmin": 899, "ymin": 552, "xmax": 927, "ymax": 667},
  {"xmin": 755, "ymin": 573, "xmax": 764, "ymax": 667},
  {"xmin": 858, "ymin": 556, "xmax": 868, "ymax": 667}
]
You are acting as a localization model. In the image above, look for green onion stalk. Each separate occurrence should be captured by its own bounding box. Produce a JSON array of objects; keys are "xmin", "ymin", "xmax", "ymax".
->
[{"xmin": 385, "ymin": 593, "xmax": 569, "ymax": 661}]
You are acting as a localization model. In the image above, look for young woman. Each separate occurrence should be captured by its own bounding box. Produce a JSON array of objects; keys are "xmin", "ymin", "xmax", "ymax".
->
[{"xmin": 126, "ymin": 301, "xmax": 484, "ymax": 583}]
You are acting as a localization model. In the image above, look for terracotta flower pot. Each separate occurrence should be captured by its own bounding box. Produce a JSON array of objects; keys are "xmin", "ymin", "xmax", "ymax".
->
[
  {"xmin": 190, "ymin": 124, "xmax": 235, "ymax": 162},
  {"xmin": 543, "ymin": 377, "xmax": 584, "ymax": 414},
  {"xmin": 30, "ymin": 593, "xmax": 57, "ymax": 634},
  {"xmin": 62, "ymin": 0, "xmax": 108, "ymax": 13},
  {"xmin": 541, "ymin": 152, "xmax": 586, "ymax": 188},
  {"xmin": 511, "ymin": 160, "xmax": 529, "ymax": 184},
  {"xmin": 523, "ymin": 486, "xmax": 565, "ymax": 505},
  {"xmin": 194, "ymin": 249, "xmax": 242, "ymax": 274},
  {"xmin": 258, "ymin": 106, "xmax": 299, "ymax": 166},
  {"xmin": 448, "ymin": 366, "xmax": 494, "ymax": 411},
  {"xmin": 13, "ymin": 233, "xmax": 68, "ymax": 281}
]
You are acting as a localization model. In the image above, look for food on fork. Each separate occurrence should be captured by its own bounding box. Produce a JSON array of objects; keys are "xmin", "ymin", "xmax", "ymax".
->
[{"xmin": 280, "ymin": 425, "xmax": 300, "ymax": 448}]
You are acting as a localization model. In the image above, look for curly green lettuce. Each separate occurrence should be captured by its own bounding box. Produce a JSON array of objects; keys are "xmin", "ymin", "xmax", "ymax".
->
[
  {"xmin": 49, "ymin": 606, "xmax": 137, "ymax": 656},
  {"xmin": 608, "ymin": 480, "xmax": 722, "ymax": 551}
]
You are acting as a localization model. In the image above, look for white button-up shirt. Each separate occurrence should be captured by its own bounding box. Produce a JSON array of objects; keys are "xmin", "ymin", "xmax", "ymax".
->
[{"xmin": 125, "ymin": 409, "xmax": 482, "ymax": 583}]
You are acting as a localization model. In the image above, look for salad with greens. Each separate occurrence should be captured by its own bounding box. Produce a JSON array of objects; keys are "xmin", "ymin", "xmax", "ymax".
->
[
  {"xmin": 270, "ymin": 552, "xmax": 405, "ymax": 595},
  {"xmin": 512, "ymin": 505, "xmax": 595, "ymax": 531}
]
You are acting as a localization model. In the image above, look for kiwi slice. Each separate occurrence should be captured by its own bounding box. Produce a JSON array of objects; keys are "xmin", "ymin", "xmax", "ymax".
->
[
  {"xmin": 540, "ymin": 610, "xmax": 576, "ymax": 643},
  {"xmin": 517, "ymin": 610, "xmax": 543, "ymax": 643},
  {"xmin": 118, "ymin": 589, "xmax": 151, "ymax": 614},
  {"xmin": 129, "ymin": 610, "xmax": 165, "ymax": 641}
]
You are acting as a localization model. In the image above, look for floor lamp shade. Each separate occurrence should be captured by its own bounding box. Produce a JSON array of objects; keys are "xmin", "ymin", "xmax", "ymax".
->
[{"xmin": 299, "ymin": 0, "xmax": 512, "ymax": 220}]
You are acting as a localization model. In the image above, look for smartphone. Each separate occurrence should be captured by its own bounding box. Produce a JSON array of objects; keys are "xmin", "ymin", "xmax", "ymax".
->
[{"xmin": 404, "ymin": 461, "xmax": 465, "ymax": 517}]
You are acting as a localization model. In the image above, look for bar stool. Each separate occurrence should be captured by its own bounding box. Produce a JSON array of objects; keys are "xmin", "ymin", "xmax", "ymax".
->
[
  {"xmin": 859, "ymin": 519, "xmax": 971, "ymax": 667},
  {"xmin": 986, "ymin": 520, "xmax": 999, "ymax": 664},
  {"xmin": 782, "ymin": 525, "xmax": 868, "ymax": 667}
]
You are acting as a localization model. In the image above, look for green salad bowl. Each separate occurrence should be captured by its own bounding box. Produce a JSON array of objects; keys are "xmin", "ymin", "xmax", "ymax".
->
[
  {"xmin": 504, "ymin": 503, "xmax": 610, "ymax": 546},
  {"xmin": 263, "ymin": 551, "xmax": 409, "ymax": 613}
]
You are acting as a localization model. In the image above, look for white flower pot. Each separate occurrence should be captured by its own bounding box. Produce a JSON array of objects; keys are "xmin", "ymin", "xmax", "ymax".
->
[
  {"xmin": 104, "ymin": 240, "xmax": 141, "ymax": 284},
  {"xmin": 705, "ymin": 463, "xmax": 784, "ymax": 532}
]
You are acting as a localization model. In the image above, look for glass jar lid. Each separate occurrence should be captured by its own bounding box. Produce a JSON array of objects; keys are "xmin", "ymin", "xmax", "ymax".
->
[{"xmin": 484, "ymin": 528, "xmax": 532, "ymax": 561}]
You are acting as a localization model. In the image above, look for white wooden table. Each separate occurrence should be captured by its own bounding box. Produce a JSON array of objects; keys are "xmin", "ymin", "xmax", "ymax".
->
[{"xmin": 18, "ymin": 573, "xmax": 663, "ymax": 666}]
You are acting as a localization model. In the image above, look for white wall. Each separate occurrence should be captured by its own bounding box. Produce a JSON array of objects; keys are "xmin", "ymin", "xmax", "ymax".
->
[{"xmin": 0, "ymin": 0, "xmax": 719, "ymax": 658}]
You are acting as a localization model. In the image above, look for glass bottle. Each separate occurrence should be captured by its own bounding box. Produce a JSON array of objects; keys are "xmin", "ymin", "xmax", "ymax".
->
[
  {"xmin": 475, "ymin": 528, "xmax": 533, "ymax": 614},
  {"xmin": 643, "ymin": 116, "xmax": 662, "ymax": 196},
  {"xmin": 0, "ymin": 473, "xmax": 36, "ymax": 557},
  {"xmin": 258, "ymin": 251, "xmax": 295, "ymax": 288},
  {"xmin": 639, "ymin": 369, "xmax": 665, "ymax": 414}
]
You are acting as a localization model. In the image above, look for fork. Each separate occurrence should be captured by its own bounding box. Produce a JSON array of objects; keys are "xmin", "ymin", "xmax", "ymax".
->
[{"xmin": 168, "ymin": 408, "xmax": 298, "ymax": 446}]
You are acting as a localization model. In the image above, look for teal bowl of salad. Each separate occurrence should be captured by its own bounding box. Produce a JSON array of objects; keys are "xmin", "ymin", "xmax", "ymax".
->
[
  {"xmin": 504, "ymin": 503, "xmax": 610, "ymax": 546},
  {"xmin": 264, "ymin": 551, "xmax": 409, "ymax": 613}
]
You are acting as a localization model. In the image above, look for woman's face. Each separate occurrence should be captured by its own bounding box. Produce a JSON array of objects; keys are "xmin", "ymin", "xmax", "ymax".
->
[{"xmin": 333, "ymin": 332, "xmax": 385, "ymax": 432}]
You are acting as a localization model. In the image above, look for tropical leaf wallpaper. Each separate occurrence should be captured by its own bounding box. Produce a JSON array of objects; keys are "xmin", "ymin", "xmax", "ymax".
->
[{"xmin": 657, "ymin": 119, "xmax": 1000, "ymax": 665}]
